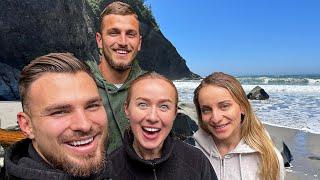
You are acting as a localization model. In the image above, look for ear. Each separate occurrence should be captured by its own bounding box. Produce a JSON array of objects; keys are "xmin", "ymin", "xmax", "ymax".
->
[
  {"xmin": 138, "ymin": 35, "xmax": 142, "ymax": 51},
  {"xmin": 17, "ymin": 112, "xmax": 35, "ymax": 139},
  {"xmin": 124, "ymin": 101, "xmax": 130, "ymax": 118},
  {"xmin": 96, "ymin": 32, "xmax": 103, "ymax": 49}
]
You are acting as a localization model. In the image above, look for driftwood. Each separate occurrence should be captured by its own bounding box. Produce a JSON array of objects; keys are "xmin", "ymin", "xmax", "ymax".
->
[{"xmin": 0, "ymin": 128, "xmax": 26, "ymax": 147}]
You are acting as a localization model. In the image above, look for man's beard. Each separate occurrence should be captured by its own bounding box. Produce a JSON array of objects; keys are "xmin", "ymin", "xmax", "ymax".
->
[
  {"xmin": 103, "ymin": 51, "xmax": 133, "ymax": 72},
  {"xmin": 43, "ymin": 130, "xmax": 108, "ymax": 177}
]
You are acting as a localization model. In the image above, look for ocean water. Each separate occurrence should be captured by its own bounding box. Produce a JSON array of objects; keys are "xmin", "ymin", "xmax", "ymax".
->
[{"xmin": 174, "ymin": 75, "xmax": 320, "ymax": 134}]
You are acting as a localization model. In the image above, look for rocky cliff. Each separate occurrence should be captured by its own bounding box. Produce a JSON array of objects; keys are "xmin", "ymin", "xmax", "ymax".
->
[{"xmin": 0, "ymin": 0, "xmax": 200, "ymax": 100}]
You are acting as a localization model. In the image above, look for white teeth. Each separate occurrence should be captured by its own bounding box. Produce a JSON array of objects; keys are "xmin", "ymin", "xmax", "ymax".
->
[
  {"xmin": 69, "ymin": 137, "xmax": 93, "ymax": 147},
  {"xmin": 117, "ymin": 50, "xmax": 128, "ymax": 54},
  {"xmin": 214, "ymin": 124, "xmax": 227, "ymax": 129},
  {"xmin": 143, "ymin": 127, "xmax": 160, "ymax": 132}
]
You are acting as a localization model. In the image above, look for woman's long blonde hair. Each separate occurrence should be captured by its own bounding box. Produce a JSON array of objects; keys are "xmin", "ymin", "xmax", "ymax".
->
[{"xmin": 194, "ymin": 72, "xmax": 279, "ymax": 180}]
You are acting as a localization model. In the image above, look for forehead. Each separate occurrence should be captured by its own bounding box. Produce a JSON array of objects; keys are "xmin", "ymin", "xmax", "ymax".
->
[
  {"xmin": 101, "ymin": 14, "xmax": 139, "ymax": 31},
  {"xmin": 131, "ymin": 78, "xmax": 176, "ymax": 101},
  {"xmin": 27, "ymin": 72, "xmax": 99, "ymax": 111},
  {"xmin": 199, "ymin": 85, "xmax": 234, "ymax": 103}
]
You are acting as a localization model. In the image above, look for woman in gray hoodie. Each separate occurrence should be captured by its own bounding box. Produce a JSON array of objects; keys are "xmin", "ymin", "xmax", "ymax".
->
[{"xmin": 193, "ymin": 72, "xmax": 284, "ymax": 180}]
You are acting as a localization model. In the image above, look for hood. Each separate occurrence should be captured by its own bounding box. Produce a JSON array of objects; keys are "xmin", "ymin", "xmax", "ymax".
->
[
  {"xmin": 123, "ymin": 129, "xmax": 174, "ymax": 167},
  {"xmin": 4, "ymin": 139, "xmax": 110, "ymax": 180},
  {"xmin": 193, "ymin": 128, "xmax": 257, "ymax": 158},
  {"xmin": 86, "ymin": 59, "xmax": 145, "ymax": 92},
  {"xmin": 4, "ymin": 139, "xmax": 72, "ymax": 179},
  {"xmin": 194, "ymin": 128, "xmax": 259, "ymax": 180}
]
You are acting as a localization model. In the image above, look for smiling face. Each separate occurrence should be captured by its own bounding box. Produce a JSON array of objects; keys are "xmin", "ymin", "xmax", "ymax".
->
[
  {"xmin": 96, "ymin": 14, "xmax": 141, "ymax": 72},
  {"xmin": 124, "ymin": 78, "xmax": 177, "ymax": 159},
  {"xmin": 198, "ymin": 85, "xmax": 243, "ymax": 144},
  {"xmin": 18, "ymin": 72, "xmax": 107, "ymax": 177}
]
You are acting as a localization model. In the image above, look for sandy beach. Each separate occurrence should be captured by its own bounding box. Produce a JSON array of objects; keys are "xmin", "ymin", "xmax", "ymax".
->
[
  {"xmin": 1, "ymin": 101, "xmax": 320, "ymax": 179},
  {"xmin": 0, "ymin": 101, "xmax": 22, "ymax": 129}
]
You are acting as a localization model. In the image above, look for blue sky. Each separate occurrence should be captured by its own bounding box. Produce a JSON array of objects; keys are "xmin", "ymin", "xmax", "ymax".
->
[{"xmin": 146, "ymin": 0, "xmax": 320, "ymax": 77}]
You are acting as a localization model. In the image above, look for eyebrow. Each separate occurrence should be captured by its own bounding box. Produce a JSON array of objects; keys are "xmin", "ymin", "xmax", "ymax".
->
[
  {"xmin": 43, "ymin": 97, "xmax": 102, "ymax": 113},
  {"xmin": 43, "ymin": 104, "xmax": 71, "ymax": 115},
  {"xmin": 86, "ymin": 97, "xmax": 103, "ymax": 105},
  {"xmin": 218, "ymin": 100, "xmax": 233, "ymax": 104},
  {"xmin": 135, "ymin": 97, "xmax": 173, "ymax": 103},
  {"xmin": 201, "ymin": 105, "xmax": 211, "ymax": 109}
]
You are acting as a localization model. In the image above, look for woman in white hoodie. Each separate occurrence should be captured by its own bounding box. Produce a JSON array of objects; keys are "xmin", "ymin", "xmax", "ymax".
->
[{"xmin": 193, "ymin": 72, "xmax": 284, "ymax": 180}]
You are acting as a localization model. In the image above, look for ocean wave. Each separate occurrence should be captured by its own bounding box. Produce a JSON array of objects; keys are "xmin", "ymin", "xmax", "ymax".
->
[
  {"xmin": 236, "ymin": 75, "xmax": 320, "ymax": 85},
  {"xmin": 174, "ymin": 78, "xmax": 320, "ymax": 134}
]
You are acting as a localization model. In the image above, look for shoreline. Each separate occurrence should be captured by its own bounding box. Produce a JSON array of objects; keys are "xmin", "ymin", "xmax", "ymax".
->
[
  {"xmin": 265, "ymin": 124, "xmax": 320, "ymax": 179},
  {"xmin": 1, "ymin": 101, "xmax": 320, "ymax": 179}
]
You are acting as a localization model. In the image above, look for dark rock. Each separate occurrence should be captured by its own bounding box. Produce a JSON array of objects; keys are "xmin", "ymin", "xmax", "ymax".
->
[
  {"xmin": 282, "ymin": 142, "xmax": 293, "ymax": 167},
  {"xmin": 0, "ymin": 62, "xmax": 20, "ymax": 100},
  {"xmin": 0, "ymin": 0, "xmax": 98, "ymax": 69},
  {"xmin": 0, "ymin": 0, "xmax": 201, "ymax": 100},
  {"xmin": 308, "ymin": 156, "xmax": 320, "ymax": 160},
  {"xmin": 247, "ymin": 86, "xmax": 269, "ymax": 100},
  {"xmin": 172, "ymin": 112, "xmax": 198, "ymax": 140}
]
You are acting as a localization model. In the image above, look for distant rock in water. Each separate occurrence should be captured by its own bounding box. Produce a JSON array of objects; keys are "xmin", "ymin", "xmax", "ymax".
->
[
  {"xmin": 247, "ymin": 86, "xmax": 269, "ymax": 100},
  {"xmin": 0, "ymin": 0, "xmax": 200, "ymax": 100}
]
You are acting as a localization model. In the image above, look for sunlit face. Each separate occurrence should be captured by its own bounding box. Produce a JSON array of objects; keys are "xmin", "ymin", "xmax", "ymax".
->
[
  {"xmin": 18, "ymin": 72, "xmax": 107, "ymax": 177},
  {"xmin": 96, "ymin": 14, "xmax": 141, "ymax": 72},
  {"xmin": 125, "ymin": 78, "xmax": 177, "ymax": 157},
  {"xmin": 198, "ymin": 85, "xmax": 243, "ymax": 143}
]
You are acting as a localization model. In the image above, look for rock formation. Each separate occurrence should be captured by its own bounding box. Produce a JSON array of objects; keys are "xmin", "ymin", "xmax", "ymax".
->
[
  {"xmin": 0, "ymin": 63, "xmax": 20, "ymax": 100},
  {"xmin": 247, "ymin": 86, "xmax": 269, "ymax": 100},
  {"xmin": 0, "ymin": 0, "xmax": 200, "ymax": 100}
]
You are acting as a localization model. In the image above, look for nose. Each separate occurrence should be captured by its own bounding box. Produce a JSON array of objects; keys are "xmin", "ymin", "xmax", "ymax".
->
[
  {"xmin": 70, "ymin": 109, "xmax": 92, "ymax": 132},
  {"xmin": 118, "ymin": 33, "xmax": 127, "ymax": 46},
  {"xmin": 146, "ymin": 106, "xmax": 159, "ymax": 123},
  {"xmin": 210, "ymin": 109, "xmax": 223, "ymax": 123}
]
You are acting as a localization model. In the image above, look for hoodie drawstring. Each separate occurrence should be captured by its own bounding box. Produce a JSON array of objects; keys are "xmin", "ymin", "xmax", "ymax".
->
[{"xmin": 239, "ymin": 154, "xmax": 243, "ymax": 180}]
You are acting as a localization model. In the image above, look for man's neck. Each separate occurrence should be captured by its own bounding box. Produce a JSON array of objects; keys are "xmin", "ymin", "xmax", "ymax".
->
[{"xmin": 98, "ymin": 57, "xmax": 131, "ymax": 84}]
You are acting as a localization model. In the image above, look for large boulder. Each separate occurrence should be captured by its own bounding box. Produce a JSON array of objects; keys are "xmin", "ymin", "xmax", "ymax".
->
[
  {"xmin": 247, "ymin": 86, "xmax": 269, "ymax": 100},
  {"xmin": 0, "ymin": 0, "xmax": 98, "ymax": 69},
  {"xmin": 0, "ymin": 62, "xmax": 20, "ymax": 100}
]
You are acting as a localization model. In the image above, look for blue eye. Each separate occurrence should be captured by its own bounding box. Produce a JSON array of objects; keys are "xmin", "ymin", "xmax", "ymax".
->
[
  {"xmin": 138, "ymin": 102, "xmax": 148, "ymax": 109},
  {"xmin": 127, "ymin": 31, "xmax": 138, "ymax": 38},
  {"xmin": 159, "ymin": 104, "xmax": 169, "ymax": 111},
  {"xmin": 201, "ymin": 108, "xmax": 211, "ymax": 114},
  {"xmin": 220, "ymin": 103, "xmax": 230, "ymax": 110},
  {"xmin": 50, "ymin": 110, "xmax": 68, "ymax": 117},
  {"xmin": 86, "ymin": 103, "xmax": 101, "ymax": 111}
]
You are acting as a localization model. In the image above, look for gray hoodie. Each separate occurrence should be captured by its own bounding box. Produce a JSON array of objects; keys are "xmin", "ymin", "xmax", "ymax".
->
[{"xmin": 193, "ymin": 128, "xmax": 285, "ymax": 180}]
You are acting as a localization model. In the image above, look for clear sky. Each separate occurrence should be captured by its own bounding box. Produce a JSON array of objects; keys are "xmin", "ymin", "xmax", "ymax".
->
[{"xmin": 146, "ymin": 0, "xmax": 320, "ymax": 77}]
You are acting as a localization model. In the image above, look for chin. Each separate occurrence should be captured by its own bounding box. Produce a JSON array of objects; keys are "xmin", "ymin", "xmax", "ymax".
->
[{"xmin": 140, "ymin": 142, "xmax": 161, "ymax": 151}]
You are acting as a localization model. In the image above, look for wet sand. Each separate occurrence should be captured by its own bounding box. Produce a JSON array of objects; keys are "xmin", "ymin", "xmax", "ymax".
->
[{"xmin": 265, "ymin": 124, "xmax": 320, "ymax": 179}]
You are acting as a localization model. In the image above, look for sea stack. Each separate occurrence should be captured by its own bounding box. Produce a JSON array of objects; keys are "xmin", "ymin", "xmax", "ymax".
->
[{"xmin": 247, "ymin": 86, "xmax": 269, "ymax": 100}]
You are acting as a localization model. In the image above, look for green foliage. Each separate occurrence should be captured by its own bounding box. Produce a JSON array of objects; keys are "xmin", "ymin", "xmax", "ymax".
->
[
  {"xmin": 86, "ymin": 0, "xmax": 159, "ymax": 31},
  {"xmin": 86, "ymin": 0, "xmax": 102, "ymax": 16},
  {"xmin": 141, "ymin": 0, "xmax": 159, "ymax": 30}
]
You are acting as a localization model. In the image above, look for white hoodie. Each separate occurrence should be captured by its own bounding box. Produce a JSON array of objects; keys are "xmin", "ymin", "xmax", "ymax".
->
[{"xmin": 193, "ymin": 128, "xmax": 285, "ymax": 180}]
